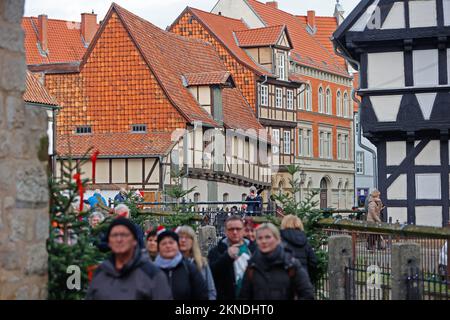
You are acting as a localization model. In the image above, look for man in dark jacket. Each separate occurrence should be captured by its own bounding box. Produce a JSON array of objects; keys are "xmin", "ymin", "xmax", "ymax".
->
[
  {"xmin": 280, "ymin": 229, "xmax": 318, "ymax": 283},
  {"xmin": 86, "ymin": 218, "xmax": 172, "ymax": 300},
  {"xmin": 208, "ymin": 216, "xmax": 256, "ymax": 300},
  {"xmin": 245, "ymin": 186, "xmax": 263, "ymax": 216}
]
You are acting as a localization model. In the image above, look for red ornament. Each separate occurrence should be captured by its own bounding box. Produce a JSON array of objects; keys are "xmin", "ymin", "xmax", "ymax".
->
[{"xmin": 91, "ymin": 150, "xmax": 100, "ymax": 183}]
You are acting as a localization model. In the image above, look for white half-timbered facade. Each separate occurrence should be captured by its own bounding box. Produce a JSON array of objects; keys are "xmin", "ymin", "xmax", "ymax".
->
[{"xmin": 333, "ymin": 0, "xmax": 450, "ymax": 226}]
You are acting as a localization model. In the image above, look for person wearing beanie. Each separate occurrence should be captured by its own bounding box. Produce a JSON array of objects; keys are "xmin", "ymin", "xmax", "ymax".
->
[
  {"xmin": 154, "ymin": 229, "xmax": 208, "ymax": 300},
  {"xmin": 86, "ymin": 218, "xmax": 172, "ymax": 300}
]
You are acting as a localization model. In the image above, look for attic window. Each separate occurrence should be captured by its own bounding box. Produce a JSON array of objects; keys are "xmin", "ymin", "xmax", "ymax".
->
[
  {"xmin": 75, "ymin": 126, "xmax": 92, "ymax": 134},
  {"xmin": 132, "ymin": 124, "xmax": 147, "ymax": 133},
  {"xmin": 188, "ymin": 16, "xmax": 194, "ymax": 24}
]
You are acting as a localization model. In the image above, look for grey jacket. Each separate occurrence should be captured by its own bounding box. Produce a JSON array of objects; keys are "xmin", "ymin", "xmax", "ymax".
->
[
  {"xmin": 86, "ymin": 248, "xmax": 172, "ymax": 300},
  {"xmin": 201, "ymin": 263, "xmax": 217, "ymax": 300}
]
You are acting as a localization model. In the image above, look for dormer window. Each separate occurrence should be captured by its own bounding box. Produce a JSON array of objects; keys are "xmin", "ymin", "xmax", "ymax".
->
[
  {"xmin": 75, "ymin": 126, "xmax": 92, "ymax": 134},
  {"xmin": 278, "ymin": 53, "xmax": 286, "ymax": 81},
  {"xmin": 132, "ymin": 124, "xmax": 147, "ymax": 133}
]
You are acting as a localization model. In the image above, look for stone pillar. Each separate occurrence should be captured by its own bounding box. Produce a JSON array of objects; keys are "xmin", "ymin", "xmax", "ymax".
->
[
  {"xmin": 391, "ymin": 243, "xmax": 422, "ymax": 300},
  {"xmin": 0, "ymin": 0, "xmax": 49, "ymax": 299},
  {"xmin": 198, "ymin": 226, "xmax": 217, "ymax": 257},
  {"xmin": 328, "ymin": 235, "xmax": 352, "ymax": 300}
]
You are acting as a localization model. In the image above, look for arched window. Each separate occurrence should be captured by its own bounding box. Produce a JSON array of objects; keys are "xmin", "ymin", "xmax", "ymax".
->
[
  {"xmin": 336, "ymin": 91, "xmax": 342, "ymax": 116},
  {"xmin": 326, "ymin": 88, "xmax": 332, "ymax": 114},
  {"xmin": 306, "ymin": 84, "xmax": 312, "ymax": 111},
  {"xmin": 194, "ymin": 192, "xmax": 200, "ymax": 203},
  {"xmin": 299, "ymin": 86, "xmax": 305, "ymax": 110},
  {"xmin": 318, "ymin": 87, "xmax": 324, "ymax": 113},
  {"xmin": 223, "ymin": 193, "xmax": 229, "ymax": 202},
  {"xmin": 343, "ymin": 92, "xmax": 349, "ymax": 118}
]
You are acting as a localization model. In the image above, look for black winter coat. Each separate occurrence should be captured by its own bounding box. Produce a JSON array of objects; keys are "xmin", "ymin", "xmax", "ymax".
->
[
  {"xmin": 280, "ymin": 229, "xmax": 318, "ymax": 282},
  {"xmin": 160, "ymin": 258, "xmax": 208, "ymax": 300},
  {"xmin": 86, "ymin": 248, "xmax": 172, "ymax": 300},
  {"xmin": 207, "ymin": 238, "xmax": 256, "ymax": 300},
  {"xmin": 239, "ymin": 246, "xmax": 314, "ymax": 300}
]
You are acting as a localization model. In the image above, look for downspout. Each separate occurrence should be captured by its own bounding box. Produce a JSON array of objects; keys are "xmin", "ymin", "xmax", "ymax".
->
[
  {"xmin": 333, "ymin": 42, "xmax": 378, "ymax": 192},
  {"xmin": 52, "ymin": 107, "xmax": 58, "ymax": 178}
]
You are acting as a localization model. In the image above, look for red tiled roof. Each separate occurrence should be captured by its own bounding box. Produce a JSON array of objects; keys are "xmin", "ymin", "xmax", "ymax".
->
[
  {"xmin": 186, "ymin": 8, "xmax": 274, "ymax": 77},
  {"xmin": 183, "ymin": 71, "xmax": 231, "ymax": 86},
  {"xmin": 57, "ymin": 132, "xmax": 176, "ymax": 157},
  {"xmin": 22, "ymin": 17, "xmax": 96, "ymax": 65},
  {"xmin": 289, "ymin": 74, "xmax": 306, "ymax": 84},
  {"xmin": 24, "ymin": 71, "xmax": 58, "ymax": 106},
  {"xmin": 234, "ymin": 25, "xmax": 286, "ymax": 47},
  {"xmin": 245, "ymin": 0, "xmax": 349, "ymax": 77}
]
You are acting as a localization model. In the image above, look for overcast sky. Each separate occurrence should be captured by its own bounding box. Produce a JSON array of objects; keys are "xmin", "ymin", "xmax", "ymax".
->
[{"xmin": 25, "ymin": 0, "xmax": 361, "ymax": 29}]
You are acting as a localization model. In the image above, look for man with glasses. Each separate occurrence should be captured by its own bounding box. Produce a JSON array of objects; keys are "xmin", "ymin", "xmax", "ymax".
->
[
  {"xmin": 86, "ymin": 218, "xmax": 172, "ymax": 300},
  {"xmin": 208, "ymin": 216, "xmax": 256, "ymax": 300}
]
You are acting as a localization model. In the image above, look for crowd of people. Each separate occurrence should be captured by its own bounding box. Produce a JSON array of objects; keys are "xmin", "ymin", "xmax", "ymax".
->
[{"xmin": 85, "ymin": 201, "xmax": 318, "ymax": 300}]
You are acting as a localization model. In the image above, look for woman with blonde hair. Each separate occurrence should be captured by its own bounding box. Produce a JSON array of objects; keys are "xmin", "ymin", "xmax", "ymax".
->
[
  {"xmin": 280, "ymin": 215, "xmax": 318, "ymax": 282},
  {"xmin": 176, "ymin": 225, "xmax": 217, "ymax": 300},
  {"xmin": 239, "ymin": 223, "xmax": 314, "ymax": 300}
]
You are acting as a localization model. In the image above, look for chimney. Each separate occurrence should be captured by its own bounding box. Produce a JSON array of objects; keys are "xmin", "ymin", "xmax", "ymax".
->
[
  {"xmin": 307, "ymin": 10, "xmax": 316, "ymax": 29},
  {"xmin": 266, "ymin": 1, "xmax": 278, "ymax": 9},
  {"xmin": 81, "ymin": 12, "xmax": 97, "ymax": 45},
  {"xmin": 38, "ymin": 14, "xmax": 48, "ymax": 53}
]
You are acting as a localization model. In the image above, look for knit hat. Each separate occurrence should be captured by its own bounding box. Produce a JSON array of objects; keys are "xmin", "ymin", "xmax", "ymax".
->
[
  {"xmin": 106, "ymin": 217, "xmax": 138, "ymax": 240},
  {"xmin": 157, "ymin": 230, "xmax": 179, "ymax": 246}
]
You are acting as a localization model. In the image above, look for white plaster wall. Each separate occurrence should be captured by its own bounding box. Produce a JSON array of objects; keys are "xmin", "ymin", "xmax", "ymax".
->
[
  {"xmin": 415, "ymin": 140, "xmax": 440, "ymax": 165},
  {"xmin": 211, "ymin": 0, "xmax": 265, "ymax": 28},
  {"xmin": 413, "ymin": 49, "xmax": 439, "ymax": 86},
  {"xmin": 381, "ymin": 2, "xmax": 405, "ymax": 29},
  {"xmin": 387, "ymin": 174, "xmax": 407, "ymax": 200},
  {"xmin": 388, "ymin": 207, "xmax": 408, "ymax": 224},
  {"xmin": 444, "ymin": 0, "xmax": 450, "ymax": 26},
  {"xmin": 350, "ymin": 0, "xmax": 380, "ymax": 31},
  {"xmin": 416, "ymin": 173, "xmax": 441, "ymax": 199},
  {"xmin": 368, "ymin": 52, "xmax": 404, "ymax": 89},
  {"xmin": 447, "ymin": 49, "xmax": 450, "ymax": 84},
  {"xmin": 386, "ymin": 141, "xmax": 406, "ymax": 166},
  {"xmin": 370, "ymin": 95, "xmax": 403, "ymax": 122},
  {"xmin": 409, "ymin": 0, "xmax": 437, "ymax": 28},
  {"xmin": 415, "ymin": 206, "xmax": 443, "ymax": 227},
  {"xmin": 416, "ymin": 93, "xmax": 437, "ymax": 120}
]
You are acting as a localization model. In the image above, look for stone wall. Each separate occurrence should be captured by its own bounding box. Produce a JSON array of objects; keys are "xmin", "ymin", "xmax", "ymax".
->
[{"xmin": 0, "ymin": 0, "xmax": 49, "ymax": 299}]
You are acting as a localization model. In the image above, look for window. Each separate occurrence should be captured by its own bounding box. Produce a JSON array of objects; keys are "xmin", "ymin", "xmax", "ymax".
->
[
  {"xmin": 337, "ymin": 133, "xmax": 349, "ymax": 160},
  {"xmin": 298, "ymin": 87, "xmax": 305, "ymax": 110},
  {"xmin": 343, "ymin": 92, "xmax": 349, "ymax": 118},
  {"xmin": 326, "ymin": 88, "xmax": 332, "ymax": 114},
  {"xmin": 223, "ymin": 193, "xmax": 229, "ymax": 202},
  {"xmin": 337, "ymin": 134, "xmax": 342, "ymax": 159},
  {"xmin": 336, "ymin": 91, "xmax": 342, "ymax": 116},
  {"xmin": 132, "ymin": 124, "xmax": 147, "ymax": 133},
  {"xmin": 286, "ymin": 90, "xmax": 294, "ymax": 110},
  {"xmin": 284, "ymin": 130, "xmax": 291, "ymax": 154},
  {"xmin": 319, "ymin": 131, "xmax": 332, "ymax": 158},
  {"xmin": 356, "ymin": 152, "xmax": 364, "ymax": 175},
  {"xmin": 318, "ymin": 87, "xmax": 324, "ymax": 113},
  {"xmin": 75, "ymin": 126, "xmax": 92, "ymax": 134},
  {"xmin": 306, "ymin": 84, "xmax": 312, "ymax": 111},
  {"xmin": 272, "ymin": 129, "xmax": 280, "ymax": 154},
  {"xmin": 276, "ymin": 88, "xmax": 283, "ymax": 108},
  {"xmin": 260, "ymin": 85, "xmax": 268, "ymax": 106},
  {"xmin": 299, "ymin": 128, "xmax": 312, "ymax": 157},
  {"xmin": 278, "ymin": 53, "xmax": 286, "ymax": 80},
  {"xmin": 194, "ymin": 192, "xmax": 200, "ymax": 202},
  {"xmin": 355, "ymin": 114, "xmax": 360, "ymax": 134}
]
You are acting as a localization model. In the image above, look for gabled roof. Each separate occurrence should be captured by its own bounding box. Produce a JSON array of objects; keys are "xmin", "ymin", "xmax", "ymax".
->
[
  {"xmin": 24, "ymin": 71, "xmax": 58, "ymax": 106},
  {"xmin": 183, "ymin": 71, "xmax": 233, "ymax": 86},
  {"xmin": 244, "ymin": 0, "xmax": 349, "ymax": 77},
  {"xmin": 57, "ymin": 132, "xmax": 175, "ymax": 158},
  {"xmin": 176, "ymin": 7, "xmax": 275, "ymax": 77},
  {"xmin": 22, "ymin": 17, "xmax": 96, "ymax": 65},
  {"xmin": 234, "ymin": 24, "xmax": 291, "ymax": 48}
]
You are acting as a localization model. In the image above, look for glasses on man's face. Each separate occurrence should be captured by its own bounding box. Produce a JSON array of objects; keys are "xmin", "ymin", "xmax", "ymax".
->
[{"xmin": 109, "ymin": 233, "xmax": 132, "ymax": 240}]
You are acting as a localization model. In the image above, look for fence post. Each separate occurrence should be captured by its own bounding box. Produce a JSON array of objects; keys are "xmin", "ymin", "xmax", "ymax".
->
[
  {"xmin": 198, "ymin": 225, "xmax": 217, "ymax": 257},
  {"xmin": 391, "ymin": 243, "xmax": 422, "ymax": 300},
  {"xmin": 328, "ymin": 235, "xmax": 352, "ymax": 300}
]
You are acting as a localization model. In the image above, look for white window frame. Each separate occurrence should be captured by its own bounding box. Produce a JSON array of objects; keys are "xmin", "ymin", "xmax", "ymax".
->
[
  {"xmin": 298, "ymin": 129, "xmax": 304, "ymax": 156},
  {"xmin": 299, "ymin": 127, "xmax": 312, "ymax": 157},
  {"xmin": 337, "ymin": 133, "xmax": 342, "ymax": 159},
  {"xmin": 272, "ymin": 129, "xmax": 280, "ymax": 154},
  {"xmin": 336, "ymin": 90, "xmax": 342, "ymax": 117},
  {"xmin": 320, "ymin": 130, "xmax": 332, "ymax": 159},
  {"xmin": 356, "ymin": 151, "xmax": 364, "ymax": 175},
  {"xmin": 276, "ymin": 88, "xmax": 283, "ymax": 108},
  {"xmin": 318, "ymin": 86, "xmax": 324, "ymax": 113},
  {"xmin": 278, "ymin": 53, "xmax": 286, "ymax": 81},
  {"xmin": 305, "ymin": 129, "xmax": 312, "ymax": 157},
  {"xmin": 260, "ymin": 84, "xmax": 268, "ymax": 106},
  {"xmin": 343, "ymin": 92, "xmax": 349, "ymax": 118},
  {"xmin": 326, "ymin": 88, "xmax": 332, "ymax": 115},
  {"xmin": 287, "ymin": 89, "xmax": 294, "ymax": 110},
  {"xmin": 306, "ymin": 84, "xmax": 312, "ymax": 111},
  {"xmin": 284, "ymin": 130, "xmax": 291, "ymax": 154},
  {"xmin": 298, "ymin": 87, "xmax": 305, "ymax": 110}
]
